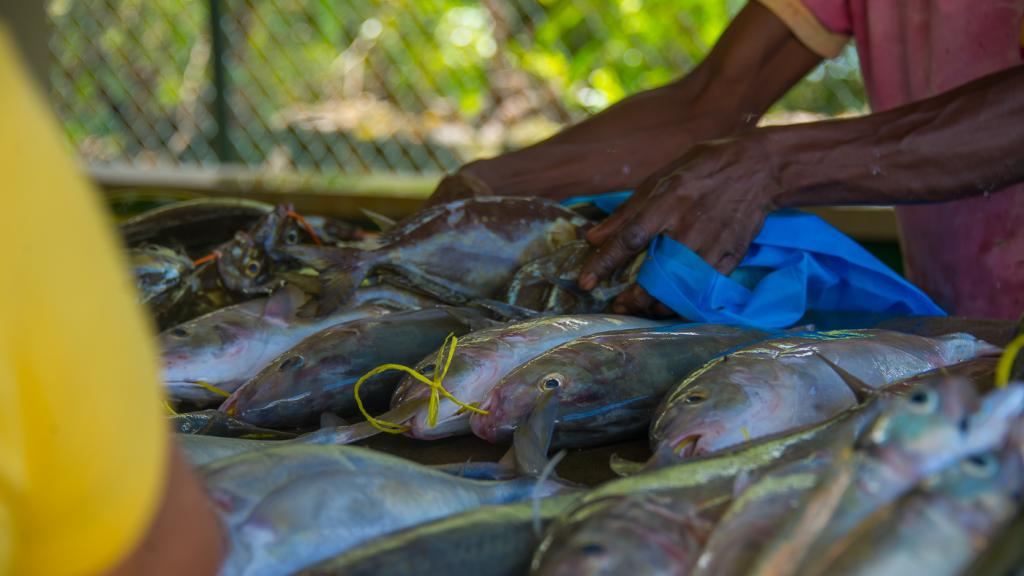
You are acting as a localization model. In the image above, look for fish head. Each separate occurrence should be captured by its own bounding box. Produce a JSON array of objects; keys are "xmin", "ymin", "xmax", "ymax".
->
[
  {"xmin": 929, "ymin": 444, "xmax": 1024, "ymax": 512},
  {"xmin": 158, "ymin": 309, "xmax": 259, "ymax": 388},
  {"xmin": 394, "ymin": 342, "xmax": 506, "ymax": 439},
  {"xmin": 130, "ymin": 244, "xmax": 193, "ymax": 301},
  {"xmin": 866, "ymin": 376, "xmax": 976, "ymax": 458},
  {"xmin": 533, "ymin": 494, "xmax": 710, "ymax": 576},
  {"xmin": 218, "ymin": 334, "xmax": 339, "ymax": 425},
  {"xmin": 651, "ymin": 357, "xmax": 809, "ymax": 460},
  {"xmin": 468, "ymin": 341, "xmax": 613, "ymax": 444},
  {"xmin": 217, "ymin": 231, "xmax": 275, "ymax": 294}
]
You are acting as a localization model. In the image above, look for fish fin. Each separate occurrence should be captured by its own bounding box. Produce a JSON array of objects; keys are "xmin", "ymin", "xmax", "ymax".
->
[
  {"xmin": 360, "ymin": 208, "xmax": 397, "ymax": 232},
  {"xmin": 467, "ymin": 298, "xmax": 540, "ymax": 321},
  {"xmin": 439, "ymin": 305, "xmax": 501, "ymax": 332},
  {"xmin": 319, "ymin": 412, "xmax": 349, "ymax": 428},
  {"xmin": 733, "ymin": 469, "xmax": 757, "ymax": 498},
  {"xmin": 432, "ymin": 460, "xmax": 518, "ymax": 480},
  {"xmin": 814, "ymin": 352, "xmax": 876, "ymax": 403},
  {"xmin": 513, "ymin": 390, "xmax": 560, "ymax": 477},
  {"xmin": 608, "ymin": 453, "xmax": 646, "ymax": 477},
  {"xmin": 292, "ymin": 420, "xmax": 381, "ymax": 445},
  {"xmin": 261, "ymin": 284, "xmax": 309, "ymax": 323},
  {"xmin": 277, "ymin": 270, "xmax": 323, "ymax": 295},
  {"xmin": 301, "ymin": 258, "xmax": 377, "ymax": 318}
]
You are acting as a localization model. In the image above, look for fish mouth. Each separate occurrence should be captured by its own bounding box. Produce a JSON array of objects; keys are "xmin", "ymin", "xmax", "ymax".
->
[{"xmin": 673, "ymin": 434, "xmax": 701, "ymax": 458}]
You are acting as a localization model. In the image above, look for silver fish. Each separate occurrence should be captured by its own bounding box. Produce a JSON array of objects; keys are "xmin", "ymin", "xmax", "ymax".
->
[
  {"xmin": 472, "ymin": 324, "xmax": 769, "ymax": 448},
  {"xmin": 159, "ymin": 285, "xmax": 401, "ymax": 408},
  {"xmin": 220, "ymin": 306, "xmax": 495, "ymax": 428},
  {"xmin": 650, "ymin": 329, "xmax": 999, "ymax": 462},
  {"xmin": 207, "ymin": 444, "xmax": 569, "ymax": 576}
]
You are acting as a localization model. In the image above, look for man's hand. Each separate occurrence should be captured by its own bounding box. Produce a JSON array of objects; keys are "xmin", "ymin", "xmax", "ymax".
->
[{"xmin": 578, "ymin": 139, "xmax": 777, "ymax": 316}]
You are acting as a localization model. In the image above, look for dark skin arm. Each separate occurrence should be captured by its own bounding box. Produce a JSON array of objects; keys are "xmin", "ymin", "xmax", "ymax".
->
[
  {"xmin": 427, "ymin": 2, "xmax": 823, "ymax": 206},
  {"xmin": 108, "ymin": 446, "xmax": 224, "ymax": 576},
  {"xmin": 582, "ymin": 64, "xmax": 1024, "ymax": 316}
]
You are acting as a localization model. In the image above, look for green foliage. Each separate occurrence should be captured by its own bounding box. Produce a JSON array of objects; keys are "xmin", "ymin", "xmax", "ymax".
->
[{"xmin": 48, "ymin": 0, "xmax": 866, "ymax": 173}]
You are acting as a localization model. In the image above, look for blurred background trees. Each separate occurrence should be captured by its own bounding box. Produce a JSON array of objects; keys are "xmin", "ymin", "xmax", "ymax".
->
[{"xmin": 48, "ymin": 0, "xmax": 866, "ymax": 179}]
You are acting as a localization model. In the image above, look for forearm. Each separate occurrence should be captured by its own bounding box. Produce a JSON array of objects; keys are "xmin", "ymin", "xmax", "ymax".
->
[
  {"xmin": 763, "ymin": 65, "xmax": 1024, "ymax": 208},
  {"xmin": 464, "ymin": 2, "xmax": 822, "ymax": 199}
]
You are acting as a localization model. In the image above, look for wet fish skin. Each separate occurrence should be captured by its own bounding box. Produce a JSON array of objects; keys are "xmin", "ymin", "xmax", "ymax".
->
[
  {"xmin": 286, "ymin": 197, "xmax": 590, "ymax": 311},
  {"xmin": 389, "ymin": 315, "xmax": 665, "ymax": 442},
  {"xmin": 875, "ymin": 315, "xmax": 1019, "ymax": 347},
  {"xmin": 159, "ymin": 286, "xmax": 397, "ymax": 408},
  {"xmin": 221, "ymin": 306, "xmax": 495, "ymax": 428},
  {"xmin": 817, "ymin": 444, "xmax": 1023, "ymax": 576},
  {"xmin": 170, "ymin": 409, "xmax": 296, "ymax": 440},
  {"xmin": 650, "ymin": 330, "xmax": 998, "ymax": 462},
  {"xmin": 471, "ymin": 324, "xmax": 769, "ymax": 448},
  {"xmin": 691, "ymin": 455, "xmax": 834, "ymax": 576},
  {"xmin": 206, "ymin": 444, "xmax": 568, "ymax": 576},
  {"xmin": 299, "ymin": 496, "xmax": 580, "ymax": 576},
  {"xmin": 531, "ymin": 492, "xmax": 717, "ymax": 576},
  {"xmin": 746, "ymin": 379, "xmax": 1024, "ymax": 576},
  {"xmin": 503, "ymin": 240, "xmax": 635, "ymax": 314}
]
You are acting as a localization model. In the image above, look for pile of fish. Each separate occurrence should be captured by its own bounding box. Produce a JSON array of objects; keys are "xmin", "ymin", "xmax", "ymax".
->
[{"xmin": 121, "ymin": 196, "xmax": 1024, "ymax": 576}]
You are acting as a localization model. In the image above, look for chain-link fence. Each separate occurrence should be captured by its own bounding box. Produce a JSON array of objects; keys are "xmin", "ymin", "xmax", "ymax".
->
[{"xmin": 49, "ymin": 0, "xmax": 865, "ymax": 181}]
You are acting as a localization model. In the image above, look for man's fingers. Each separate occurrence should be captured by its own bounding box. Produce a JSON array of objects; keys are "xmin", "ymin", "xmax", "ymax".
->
[
  {"xmin": 611, "ymin": 284, "xmax": 655, "ymax": 315},
  {"xmin": 585, "ymin": 194, "xmax": 644, "ymax": 247},
  {"xmin": 579, "ymin": 219, "xmax": 655, "ymax": 291}
]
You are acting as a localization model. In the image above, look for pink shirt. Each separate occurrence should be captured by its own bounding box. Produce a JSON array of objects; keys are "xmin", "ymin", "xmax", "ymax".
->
[{"xmin": 762, "ymin": 0, "xmax": 1024, "ymax": 319}]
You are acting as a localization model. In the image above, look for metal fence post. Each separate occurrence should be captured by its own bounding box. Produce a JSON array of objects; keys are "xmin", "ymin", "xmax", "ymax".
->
[{"xmin": 209, "ymin": 0, "xmax": 234, "ymax": 163}]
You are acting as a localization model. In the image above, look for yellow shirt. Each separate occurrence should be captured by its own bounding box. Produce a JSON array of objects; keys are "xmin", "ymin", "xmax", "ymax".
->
[{"xmin": 0, "ymin": 27, "xmax": 167, "ymax": 575}]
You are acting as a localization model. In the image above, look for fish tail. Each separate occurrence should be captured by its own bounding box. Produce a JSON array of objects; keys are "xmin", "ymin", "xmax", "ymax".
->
[
  {"xmin": 285, "ymin": 247, "xmax": 380, "ymax": 317},
  {"xmin": 292, "ymin": 420, "xmax": 383, "ymax": 445}
]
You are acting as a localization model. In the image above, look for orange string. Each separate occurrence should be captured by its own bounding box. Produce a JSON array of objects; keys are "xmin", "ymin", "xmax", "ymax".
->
[
  {"xmin": 193, "ymin": 250, "xmax": 220, "ymax": 267},
  {"xmin": 286, "ymin": 210, "xmax": 322, "ymax": 246}
]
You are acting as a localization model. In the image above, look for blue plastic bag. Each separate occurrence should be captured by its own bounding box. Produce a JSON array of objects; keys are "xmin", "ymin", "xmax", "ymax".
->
[{"xmin": 563, "ymin": 192, "xmax": 944, "ymax": 329}]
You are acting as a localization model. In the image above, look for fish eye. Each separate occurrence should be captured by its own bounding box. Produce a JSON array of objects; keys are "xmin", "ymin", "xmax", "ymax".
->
[
  {"xmin": 539, "ymin": 373, "xmax": 563, "ymax": 391},
  {"xmin": 683, "ymin": 390, "xmax": 708, "ymax": 405},
  {"xmin": 230, "ymin": 246, "xmax": 243, "ymax": 258},
  {"xmin": 420, "ymin": 363, "xmax": 436, "ymax": 377},
  {"xmin": 170, "ymin": 327, "xmax": 188, "ymax": 338},
  {"xmin": 284, "ymin": 229, "xmax": 299, "ymax": 245},
  {"xmin": 906, "ymin": 388, "xmax": 938, "ymax": 414},
  {"xmin": 579, "ymin": 543, "xmax": 605, "ymax": 556},
  {"xmin": 244, "ymin": 260, "xmax": 262, "ymax": 278},
  {"xmin": 279, "ymin": 355, "xmax": 304, "ymax": 371},
  {"xmin": 962, "ymin": 453, "xmax": 999, "ymax": 478}
]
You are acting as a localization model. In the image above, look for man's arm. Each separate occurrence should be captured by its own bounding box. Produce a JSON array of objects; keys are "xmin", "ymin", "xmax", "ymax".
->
[
  {"xmin": 428, "ymin": 2, "xmax": 823, "ymax": 205},
  {"xmin": 579, "ymin": 64, "xmax": 1024, "ymax": 315}
]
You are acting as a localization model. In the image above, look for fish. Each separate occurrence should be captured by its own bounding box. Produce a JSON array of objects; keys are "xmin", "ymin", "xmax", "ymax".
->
[
  {"xmin": 689, "ymin": 456, "xmax": 833, "ymax": 576},
  {"xmin": 299, "ymin": 496, "xmax": 581, "ymax": 576},
  {"xmin": 208, "ymin": 392, "xmax": 573, "ymax": 576},
  {"xmin": 874, "ymin": 315, "xmax": 1019, "ymax": 347},
  {"xmin": 119, "ymin": 197, "xmax": 273, "ymax": 256},
  {"xmin": 129, "ymin": 243, "xmax": 193, "ymax": 303},
  {"xmin": 502, "ymin": 240, "xmax": 638, "ymax": 314},
  {"xmin": 282, "ymin": 197, "xmax": 590, "ymax": 312},
  {"xmin": 220, "ymin": 306, "xmax": 496, "ymax": 428},
  {"xmin": 650, "ymin": 329, "xmax": 999, "ymax": 463},
  {"xmin": 159, "ymin": 285, "xmax": 405, "ymax": 409},
  {"xmin": 378, "ymin": 315, "xmax": 666, "ymax": 442},
  {"xmin": 471, "ymin": 324, "xmax": 769, "ymax": 449},
  {"xmin": 530, "ymin": 492, "xmax": 719, "ymax": 576},
  {"xmin": 746, "ymin": 379, "xmax": 1024, "ymax": 576},
  {"xmin": 170, "ymin": 409, "xmax": 297, "ymax": 440},
  {"xmin": 816, "ymin": 444, "xmax": 1023, "ymax": 576}
]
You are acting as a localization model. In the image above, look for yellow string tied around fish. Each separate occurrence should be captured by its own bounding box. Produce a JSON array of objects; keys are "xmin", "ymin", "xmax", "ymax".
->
[
  {"xmin": 353, "ymin": 333, "xmax": 489, "ymax": 434},
  {"xmin": 163, "ymin": 401, "xmax": 179, "ymax": 416},
  {"xmin": 995, "ymin": 334, "xmax": 1024, "ymax": 388},
  {"xmin": 191, "ymin": 380, "xmax": 232, "ymax": 398}
]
